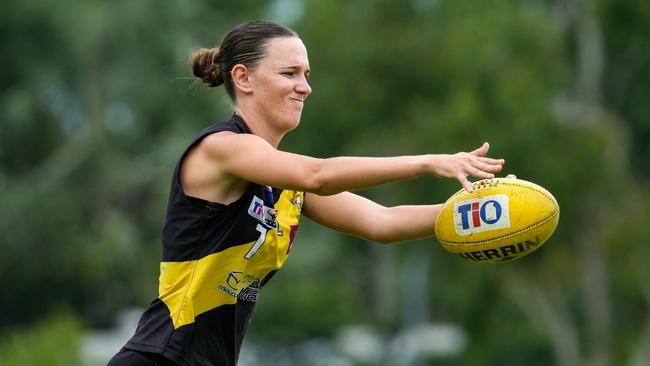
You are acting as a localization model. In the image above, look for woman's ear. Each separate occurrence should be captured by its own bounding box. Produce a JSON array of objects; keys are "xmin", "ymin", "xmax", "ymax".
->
[{"xmin": 231, "ymin": 64, "xmax": 254, "ymax": 94}]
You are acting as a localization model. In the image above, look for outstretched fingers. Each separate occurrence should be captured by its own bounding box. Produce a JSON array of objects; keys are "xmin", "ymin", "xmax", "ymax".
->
[
  {"xmin": 435, "ymin": 143, "xmax": 506, "ymax": 192},
  {"xmin": 477, "ymin": 156, "xmax": 505, "ymax": 166},
  {"xmin": 473, "ymin": 159, "xmax": 504, "ymax": 175},
  {"xmin": 459, "ymin": 144, "xmax": 505, "ymax": 191}
]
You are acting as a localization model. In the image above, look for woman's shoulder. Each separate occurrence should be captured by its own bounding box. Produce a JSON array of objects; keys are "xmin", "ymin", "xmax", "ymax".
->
[{"xmin": 199, "ymin": 132, "xmax": 270, "ymax": 158}]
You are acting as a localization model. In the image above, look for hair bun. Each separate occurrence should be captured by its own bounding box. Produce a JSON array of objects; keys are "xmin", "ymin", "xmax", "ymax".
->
[{"xmin": 190, "ymin": 47, "xmax": 224, "ymax": 87}]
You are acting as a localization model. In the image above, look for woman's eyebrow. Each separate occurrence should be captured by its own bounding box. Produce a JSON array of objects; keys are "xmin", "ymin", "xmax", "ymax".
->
[{"xmin": 279, "ymin": 64, "xmax": 310, "ymax": 70}]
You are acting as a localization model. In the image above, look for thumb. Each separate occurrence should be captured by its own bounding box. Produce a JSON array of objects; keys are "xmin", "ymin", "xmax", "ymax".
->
[{"xmin": 471, "ymin": 142, "xmax": 490, "ymax": 157}]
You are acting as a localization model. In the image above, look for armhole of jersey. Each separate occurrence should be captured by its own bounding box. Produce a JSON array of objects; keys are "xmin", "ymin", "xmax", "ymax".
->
[{"xmin": 175, "ymin": 129, "xmax": 249, "ymax": 209}]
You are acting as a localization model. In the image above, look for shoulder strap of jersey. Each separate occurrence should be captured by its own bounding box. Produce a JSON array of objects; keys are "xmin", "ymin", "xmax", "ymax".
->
[
  {"xmin": 177, "ymin": 113, "xmax": 251, "ymax": 168},
  {"xmin": 193, "ymin": 113, "xmax": 251, "ymax": 142},
  {"xmin": 168, "ymin": 114, "xmax": 253, "ymax": 205}
]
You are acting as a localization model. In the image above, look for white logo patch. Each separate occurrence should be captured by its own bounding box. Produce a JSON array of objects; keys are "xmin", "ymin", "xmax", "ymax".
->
[
  {"xmin": 247, "ymin": 195, "xmax": 278, "ymax": 229},
  {"xmin": 248, "ymin": 196, "xmax": 265, "ymax": 220},
  {"xmin": 453, "ymin": 194, "xmax": 511, "ymax": 236}
]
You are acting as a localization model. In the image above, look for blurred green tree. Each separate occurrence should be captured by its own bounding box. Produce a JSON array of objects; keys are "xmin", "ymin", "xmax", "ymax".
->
[{"xmin": 1, "ymin": 0, "xmax": 649, "ymax": 365}]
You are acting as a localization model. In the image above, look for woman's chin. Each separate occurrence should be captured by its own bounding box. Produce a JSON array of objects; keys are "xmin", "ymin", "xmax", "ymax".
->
[
  {"xmin": 285, "ymin": 119, "xmax": 300, "ymax": 132},
  {"xmin": 282, "ymin": 113, "xmax": 302, "ymax": 131}
]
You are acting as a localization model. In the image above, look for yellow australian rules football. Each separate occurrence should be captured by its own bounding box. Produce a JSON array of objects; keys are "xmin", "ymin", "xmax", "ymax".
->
[{"xmin": 434, "ymin": 178, "xmax": 559, "ymax": 263}]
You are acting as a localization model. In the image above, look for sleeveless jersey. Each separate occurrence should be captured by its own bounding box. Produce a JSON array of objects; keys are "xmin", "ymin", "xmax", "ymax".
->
[{"xmin": 124, "ymin": 114, "xmax": 304, "ymax": 366}]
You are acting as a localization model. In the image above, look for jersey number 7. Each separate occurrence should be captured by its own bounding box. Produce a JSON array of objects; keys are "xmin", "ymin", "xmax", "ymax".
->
[{"xmin": 244, "ymin": 224, "xmax": 267, "ymax": 259}]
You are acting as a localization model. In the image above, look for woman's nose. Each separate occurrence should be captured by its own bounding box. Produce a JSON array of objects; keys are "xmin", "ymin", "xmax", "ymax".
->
[{"xmin": 296, "ymin": 76, "xmax": 312, "ymax": 95}]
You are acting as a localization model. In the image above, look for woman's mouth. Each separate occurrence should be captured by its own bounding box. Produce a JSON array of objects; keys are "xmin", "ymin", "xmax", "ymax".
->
[{"xmin": 289, "ymin": 96, "xmax": 305, "ymax": 104}]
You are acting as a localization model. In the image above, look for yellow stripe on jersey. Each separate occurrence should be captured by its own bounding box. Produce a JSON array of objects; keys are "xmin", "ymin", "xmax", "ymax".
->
[{"xmin": 159, "ymin": 190, "xmax": 303, "ymax": 329}]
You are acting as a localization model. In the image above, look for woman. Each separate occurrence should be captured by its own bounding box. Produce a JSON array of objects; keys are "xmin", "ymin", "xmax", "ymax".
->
[{"xmin": 108, "ymin": 20, "xmax": 505, "ymax": 366}]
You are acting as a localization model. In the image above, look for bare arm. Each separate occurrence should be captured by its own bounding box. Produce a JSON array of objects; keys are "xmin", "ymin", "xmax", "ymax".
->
[
  {"xmin": 303, "ymin": 191, "xmax": 442, "ymax": 244},
  {"xmin": 199, "ymin": 132, "xmax": 503, "ymax": 196}
]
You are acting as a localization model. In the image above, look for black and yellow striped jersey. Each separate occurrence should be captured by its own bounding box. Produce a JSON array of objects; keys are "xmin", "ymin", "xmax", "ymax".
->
[{"xmin": 124, "ymin": 114, "xmax": 304, "ymax": 366}]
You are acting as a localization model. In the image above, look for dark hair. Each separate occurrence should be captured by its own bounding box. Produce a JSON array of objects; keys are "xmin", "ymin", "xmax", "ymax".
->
[{"xmin": 191, "ymin": 20, "xmax": 298, "ymax": 101}]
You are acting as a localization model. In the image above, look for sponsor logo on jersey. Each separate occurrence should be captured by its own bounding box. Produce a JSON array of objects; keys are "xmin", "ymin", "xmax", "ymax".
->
[
  {"xmin": 248, "ymin": 196, "xmax": 265, "ymax": 220},
  {"xmin": 238, "ymin": 280, "xmax": 261, "ymax": 302},
  {"xmin": 248, "ymin": 195, "xmax": 278, "ymax": 230},
  {"xmin": 225, "ymin": 270, "xmax": 243, "ymax": 290},
  {"xmin": 454, "ymin": 194, "xmax": 510, "ymax": 235},
  {"xmin": 218, "ymin": 270, "xmax": 259, "ymax": 298}
]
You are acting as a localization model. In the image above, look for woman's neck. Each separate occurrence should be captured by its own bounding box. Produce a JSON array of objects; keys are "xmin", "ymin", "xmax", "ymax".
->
[{"xmin": 234, "ymin": 108, "xmax": 284, "ymax": 148}]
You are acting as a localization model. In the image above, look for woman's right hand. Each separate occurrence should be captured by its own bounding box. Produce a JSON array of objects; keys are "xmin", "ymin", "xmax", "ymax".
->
[{"xmin": 429, "ymin": 142, "xmax": 505, "ymax": 192}]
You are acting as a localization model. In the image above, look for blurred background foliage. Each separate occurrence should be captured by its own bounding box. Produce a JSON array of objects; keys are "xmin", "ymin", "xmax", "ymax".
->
[{"xmin": 1, "ymin": 0, "xmax": 649, "ymax": 365}]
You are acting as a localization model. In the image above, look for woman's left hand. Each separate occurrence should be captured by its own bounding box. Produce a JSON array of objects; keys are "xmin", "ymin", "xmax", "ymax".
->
[{"xmin": 430, "ymin": 142, "xmax": 505, "ymax": 192}]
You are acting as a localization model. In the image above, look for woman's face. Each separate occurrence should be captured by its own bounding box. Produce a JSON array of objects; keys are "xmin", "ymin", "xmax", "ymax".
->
[{"xmin": 248, "ymin": 36, "xmax": 312, "ymax": 132}]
